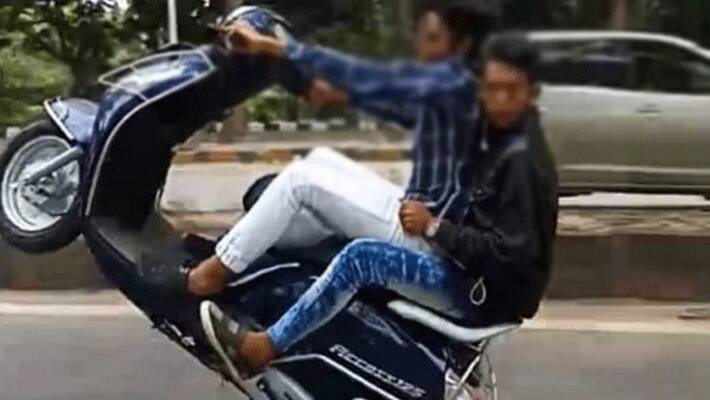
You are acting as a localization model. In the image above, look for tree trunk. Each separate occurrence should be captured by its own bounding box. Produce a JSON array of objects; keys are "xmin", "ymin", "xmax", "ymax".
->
[
  {"xmin": 218, "ymin": 106, "xmax": 248, "ymax": 144},
  {"xmin": 681, "ymin": 0, "xmax": 704, "ymax": 43},
  {"xmin": 610, "ymin": 0, "xmax": 631, "ymax": 30},
  {"xmin": 577, "ymin": 0, "xmax": 605, "ymax": 28},
  {"xmin": 398, "ymin": 0, "xmax": 413, "ymax": 39},
  {"xmin": 69, "ymin": 61, "xmax": 97, "ymax": 97}
]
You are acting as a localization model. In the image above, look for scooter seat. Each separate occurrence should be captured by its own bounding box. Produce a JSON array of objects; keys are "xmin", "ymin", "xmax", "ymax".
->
[{"xmin": 387, "ymin": 300, "xmax": 521, "ymax": 343}]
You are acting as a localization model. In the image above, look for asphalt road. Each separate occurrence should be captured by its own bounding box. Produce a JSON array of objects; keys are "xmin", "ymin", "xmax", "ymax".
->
[{"xmin": 1, "ymin": 314, "xmax": 708, "ymax": 400}]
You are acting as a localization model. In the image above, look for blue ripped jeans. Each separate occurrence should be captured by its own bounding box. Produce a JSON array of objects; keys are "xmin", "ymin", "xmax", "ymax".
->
[{"xmin": 267, "ymin": 239, "xmax": 480, "ymax": 353}]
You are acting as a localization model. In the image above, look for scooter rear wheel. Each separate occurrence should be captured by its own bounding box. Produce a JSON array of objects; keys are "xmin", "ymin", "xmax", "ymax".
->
[{"xmin": 0, "ymin": 120, "xmax": 81, "ymax": 253}]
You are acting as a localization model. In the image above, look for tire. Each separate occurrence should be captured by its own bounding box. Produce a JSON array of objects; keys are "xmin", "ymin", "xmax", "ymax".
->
[{"xmin": 0, "ymin": 120, "xmax": 82, "ymax": 253}]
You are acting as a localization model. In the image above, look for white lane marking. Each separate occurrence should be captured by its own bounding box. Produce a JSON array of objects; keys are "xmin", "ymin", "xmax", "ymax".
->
[
  {"xmin": 524, "ymin": 318, "xmax": 710, "ymax": 336},
  {"xmin": 2, "ymin": 303, "xmax": 709, "ymax": 336},
  {"xmin": 0, "ymin": 303, "xmax": 139, "ymax": 317}
]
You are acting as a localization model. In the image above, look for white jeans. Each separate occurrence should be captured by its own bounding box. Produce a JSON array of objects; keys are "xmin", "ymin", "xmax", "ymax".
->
[{"xmin": 215, "ymin": 147, "xmax": 431, "ymax": 273}]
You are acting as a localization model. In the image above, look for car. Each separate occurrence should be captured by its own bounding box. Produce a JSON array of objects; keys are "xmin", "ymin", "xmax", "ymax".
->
[{"xmin": 529, "ymin": 31, "xmax": 710, "ymax": 197}]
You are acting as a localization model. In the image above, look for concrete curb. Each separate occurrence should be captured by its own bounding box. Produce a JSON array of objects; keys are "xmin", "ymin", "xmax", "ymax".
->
[
  {"xmin": 0, "ymin": 239, "xmax": 108, "ymax": 291},
  {"xmin": 3, "ymin": 219, "xmax": 710, "ymax": 301},
  {"xmin": 550, "ymin": 234, "xmax": 710, "ymax": 300},
  {"xmin": 173, "ymin": 143, "xmax": 411, "ymax": 165},
  {"xmin": 162, "ymin": 213, "xmax": 710, "ymax": 301}
]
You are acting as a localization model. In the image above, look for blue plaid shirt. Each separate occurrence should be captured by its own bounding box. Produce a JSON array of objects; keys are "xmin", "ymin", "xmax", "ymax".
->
[{"xmin": 285, "ymin": 41, "xmax": 479, "ymax": 223}]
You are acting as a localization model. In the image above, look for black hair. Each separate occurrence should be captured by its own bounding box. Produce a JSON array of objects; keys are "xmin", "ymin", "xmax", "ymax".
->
[
  {"xmin": 481, "ymin": 31, "xmax": 540, "ymax": 82},
  {"xmin": 412, "ymin": 0, "xmax": 498, "ymax": 61},
  {"xmin": 412, "ymin": 0, "xmax": 443, "ymax": 22},
  {"xmin": 442, "ymin": 0, "xmax": 498, "ymax": 61}
]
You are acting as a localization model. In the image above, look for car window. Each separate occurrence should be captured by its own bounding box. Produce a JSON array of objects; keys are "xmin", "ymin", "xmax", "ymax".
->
[
  {"xmin": 627, "ymin": 40, "xmax": 710, "ymax": 94},
  {"xmin": 535, "ymin": 39, "xmax": 633, "ymax": 90}
]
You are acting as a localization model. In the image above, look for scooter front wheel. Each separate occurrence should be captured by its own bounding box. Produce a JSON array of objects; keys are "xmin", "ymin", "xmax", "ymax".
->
[{"xmin": 0, "ymin": 120, "xmax": 82, "ymax": 253}]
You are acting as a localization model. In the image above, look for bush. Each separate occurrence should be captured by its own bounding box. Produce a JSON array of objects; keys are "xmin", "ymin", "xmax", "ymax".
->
[{"xmin": 0, "ymin": 35, "xmax": 69, "ymax": 127}]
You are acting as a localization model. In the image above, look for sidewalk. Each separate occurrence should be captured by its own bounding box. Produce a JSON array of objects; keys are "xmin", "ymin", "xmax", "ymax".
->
[
  {"xmin": 162, "ymin": 161, "xmax": 410, "ymax": 212},
  {"xmin": 174, "ymin": 129, "xmax": 410, "ymax": 164},
  {"xmin": 173, "ymin": 140, "xmax": 411, "ymax": 165},
  {"xmin": 0, "ymin": 290, "xmax": 707, "ymax": 335},
  {"xmin": 529, "ymin": 299, "xmax": 710, "ymax": 336}
]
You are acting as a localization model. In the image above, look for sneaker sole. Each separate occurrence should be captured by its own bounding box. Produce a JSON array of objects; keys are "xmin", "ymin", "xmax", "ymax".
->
[{"xmin": 200, "ymin": 301, "xmax": 245, "ymax": 390}]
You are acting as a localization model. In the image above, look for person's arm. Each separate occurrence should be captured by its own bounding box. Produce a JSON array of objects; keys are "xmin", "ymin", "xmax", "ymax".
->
[
  {"xmin": 429, "ymin": 154, "xmax": 543, "ymax": 276},
  {"xmin": 271, "ymin": 58, "xmax": 313, "ymax": 97},
  {"xmin": 284, "ymin": 41, "xmax": 473, "ymax": 106},
  {"xmin": 308, "ymin": 79, "xmax": 419, "ymax": 128},
  {"xmin": 351, "ymin": 99, "xmax": 419, "ymax": 129},
  {"xmin": 225, "ymin": 24, "xmax": 473, "ymax": 106}
]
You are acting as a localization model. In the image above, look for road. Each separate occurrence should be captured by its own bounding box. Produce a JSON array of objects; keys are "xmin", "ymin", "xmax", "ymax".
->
[{"xmin": 1, "ymin": 312, "xmax": 708, "ymax": 400}]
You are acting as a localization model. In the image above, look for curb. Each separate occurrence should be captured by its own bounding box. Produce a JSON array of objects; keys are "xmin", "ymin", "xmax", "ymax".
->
[
  {"xmin": 173, "ymin": 144, "xmax": 412, "ymax": 165},
  {"xmin": 6, "ymin": 213, "xmax": 710, "ymax": 301},
  {"xmin": 678, "ymin": 307, "xmax": 710, "ymax": 320}
]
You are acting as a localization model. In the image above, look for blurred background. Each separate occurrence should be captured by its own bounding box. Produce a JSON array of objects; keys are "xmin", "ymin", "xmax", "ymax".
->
[
  {"xmin": 1, "ymin": 0, "xmax": 710, "ymax": 323},
  {"xmin": 2, "ymin": 0, "xmax": 710, "ymax": 133},
  {"xmin": 1, "ymin": 2, "xmax": 710, "ymax": 400}
]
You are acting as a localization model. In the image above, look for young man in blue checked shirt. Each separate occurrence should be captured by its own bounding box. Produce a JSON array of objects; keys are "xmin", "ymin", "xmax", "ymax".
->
[
  {"xmin": 180, "ymin": 1, "xmax": 496, "ymax": 298},
  {"xmin": 201, "ymin": 32, "xmax": 559, "ymax": 384}
]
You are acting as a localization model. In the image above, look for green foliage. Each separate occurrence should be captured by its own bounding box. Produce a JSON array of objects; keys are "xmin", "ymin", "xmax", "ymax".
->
[
  {"xmin": 253, "ymin": 0, "xmax": 409, "ymax": 57},
  {"xmin": 646, "ymin": 0, "xmax": 709, "ymax": 45},
  {"xmin": 244, "ymin": 90, "xmax": 289, "ymax": 123},
  {"xmin": 120, "ymin": 0, "xmax": 206, "ymax": 50},
  {"xmin": 0, "ymin": 33, "xmax": 69, "ymax": 127},
  {"xmin": 3, "ymin": 0, "xmax": 710, "ymax": 128},
  {"xmin": 0, "ymin": 1, "xmax": 126, "ymax": 97}
]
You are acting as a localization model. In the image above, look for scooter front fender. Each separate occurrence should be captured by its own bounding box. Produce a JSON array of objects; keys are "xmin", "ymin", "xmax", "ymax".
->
[{"xmin": 44, "ymin": 97, "xmax": 99, "ymax": 146}]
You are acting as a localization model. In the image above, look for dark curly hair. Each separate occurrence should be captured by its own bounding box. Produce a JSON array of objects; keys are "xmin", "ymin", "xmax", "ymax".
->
[
  {"xmin": 481, "ymin": 31, "xmax": 540, "ymax": 82},
  {"xmin": 412, "ymin": 0, "xmax": 498, "ymax": 62}
]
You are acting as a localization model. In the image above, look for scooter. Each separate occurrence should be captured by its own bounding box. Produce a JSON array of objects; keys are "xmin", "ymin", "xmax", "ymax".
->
[{"xmin": 0, "ymin": 4, "xmax": 519, "ymax": 399}]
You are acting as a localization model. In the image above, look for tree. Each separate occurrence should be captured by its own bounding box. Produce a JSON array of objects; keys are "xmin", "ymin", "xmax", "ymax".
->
[
  {"xmin": 249, "ymin": 0, "xmax": 407, "ymax": 57},
  {"xmin": 120, "ymin": 0, "xmax": 206, "ymax": 50},
  {"xmin": 4, "ymin": 0, "xmax": 213, "ymax": 96},
  {"xmin": 497, "ymin": 0, "xmax": 710, "ymax": 45},
  {"xmin": 500, "ymin": 0, "xmax": 576, "ymax": 28},
  {"xmin": 7, "ymin": 1, "xmax": 124, "ymax": 96},
  {"xmin": 645, "ymin": 0, "xmax": 708, "ymax": 45},
  {"xmin": 609, "ymin": 0, "xmax": 630, "ymax": 29}
]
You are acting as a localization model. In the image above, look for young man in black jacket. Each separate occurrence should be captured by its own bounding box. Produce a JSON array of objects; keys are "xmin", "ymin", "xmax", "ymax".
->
[{"xmin": 199, "ymin": 32, "xmax": 559, "ymax": 379}]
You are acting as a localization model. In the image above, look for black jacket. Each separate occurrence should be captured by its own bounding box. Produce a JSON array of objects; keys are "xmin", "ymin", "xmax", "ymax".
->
[{"xmin": 430, "ymin": 110, "xmax": 559, "ymax": 320}]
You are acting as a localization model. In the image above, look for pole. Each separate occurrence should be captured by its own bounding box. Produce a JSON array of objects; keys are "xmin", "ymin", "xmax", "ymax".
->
[
  {"xmin": 167, "ymin": 0, "xmax": 178, "ymax": 44},
  {"xmin": 609, "ymin": 0, "xmax": 630, "ymax": 30},
  {"xmin": 399, "ymin": 0, "xmax": 413, "ymax": 38}
]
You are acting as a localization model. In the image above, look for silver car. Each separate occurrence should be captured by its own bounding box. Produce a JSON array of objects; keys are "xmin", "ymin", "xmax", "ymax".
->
[{"xmin": 530, "ymin": 31, "xmax": 710, "ymax": 196}]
